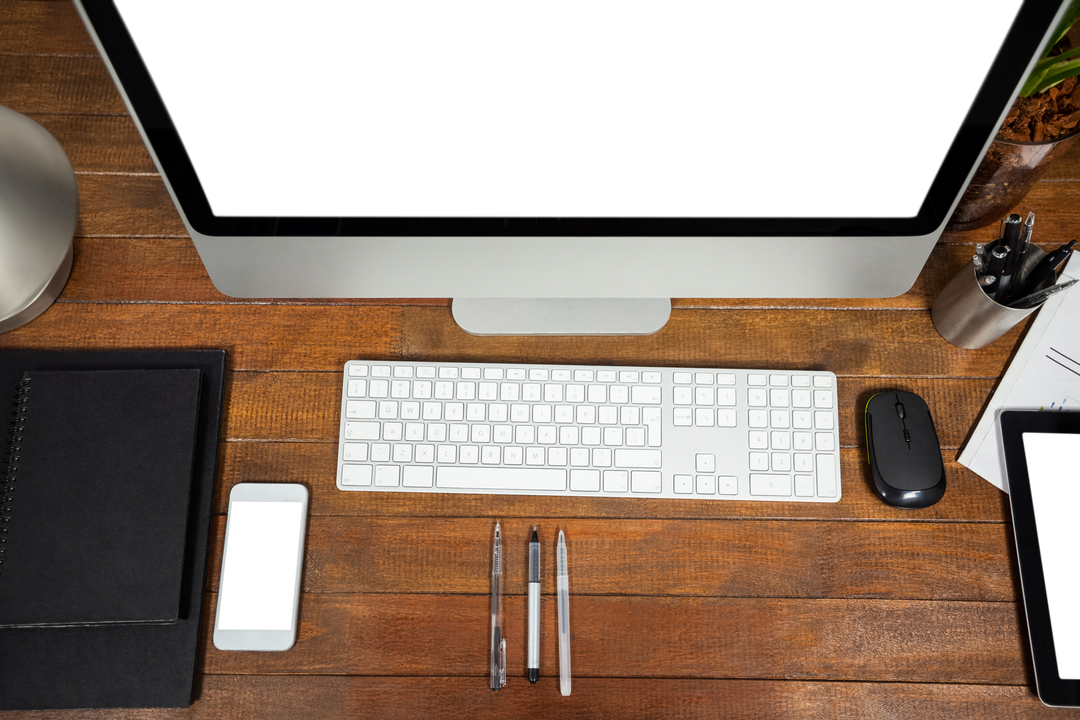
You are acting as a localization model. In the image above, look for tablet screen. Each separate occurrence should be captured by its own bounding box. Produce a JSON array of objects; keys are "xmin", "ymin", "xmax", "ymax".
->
[{"xmin": 1023, "ymin": 432, "xmax": 1080, "ymax": 679}]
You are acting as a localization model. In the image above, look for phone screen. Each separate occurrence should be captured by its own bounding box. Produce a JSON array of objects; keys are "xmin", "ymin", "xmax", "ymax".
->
[{"xmin": 217, "ymin": 500, "xmax": 305, "ymax": 631}]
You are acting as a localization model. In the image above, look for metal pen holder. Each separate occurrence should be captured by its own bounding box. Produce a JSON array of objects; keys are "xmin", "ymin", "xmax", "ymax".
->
[{"xmin": 931, "ymin": 241, "xmax": 1052, "ymax": 349}]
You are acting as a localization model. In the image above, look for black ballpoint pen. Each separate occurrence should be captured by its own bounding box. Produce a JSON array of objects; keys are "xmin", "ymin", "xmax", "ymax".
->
[
  {"xmin": 996, "ymin": 215, "xmax": 1024, "ymax": 302},
  {"xmin": 1008, "ymin": 277, "xmax": 1078, "ymax": 309},
  {"xmin": 1008, "ymin": 240, "xmax": 1076, "ymax": 304}
]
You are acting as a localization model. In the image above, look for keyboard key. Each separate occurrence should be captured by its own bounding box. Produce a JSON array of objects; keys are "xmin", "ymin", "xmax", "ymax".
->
[
  {"xmin": 793, "ymin": 431, "xmax": 813, "ymax": 450},
  {"xmin": 769, "ymin": 374, "xmax": 788, "ymax": 387},
  {"xmin": 619, "ymin": 371, "xmax": 639, "ymax": 383},
  {"xmin": 403, "ymin": 466, "xmax": 434, "ymax": 487},
  {"xmin": 792, "ymin": 375, "xmax": 810, "ymax": 386},
  {"xmin": 631, "ymin": 386, "xmax": 662, "ymax": 404},
  {"xmin": 771, "ymin": 453, "xmax": 791, "ymax": 472},
  {"xmin": 770, "ymin": 410, "xmax": 790, "ymax": 429},
  {"xmin": 393, "ymin": 444, "xmax": 414, "ymax": 462},
  {"xmin": 615, "ymin": 449, "xmax": 662, "ymax": 468},
  {"xmin": 347, "ymin": 379, "xmax": 367, "ymax": 397},
  {"xmin": 815, "ymin": 433, "xmax": 835, "ymax": 451},
  {"xmin": 439, "ymin": 367, "xmax": 459, "ymax": 379},
  {"xmin": 749, "ymin": 431, "xmax": 768, "ymax": 449},
  {"xmin": 597, "ymin": 370, "xmax": 617, "ymax": 382},
  {"xmin": 792, "ymin": 390, "xmax": 812, "ymax": 408},
  {"xmin": 348, "ymin": 364, "xmax": 369, "ymax": 377},
  {"xmin": 817, "ymin": 454, "xmax": 837, "ymax": 497},
  {"xmin": 341, "ymin": 464, "xmax": 372, "ymax": 486},
  {"xmin": 642, "ymin": 371, "xmax": 662, "ymax": 384},
  {"xmin": 749, "ymin": 452, "xmax": 769, "ymax": 471},
  {"xmin": 673, "ymin": 372, "xmax": 692, "ymax": 384},
  {"xmin": 750, "ymin": 474, "xmax": 791, "ymax": 496},
  {"xmin": 393, "ymin": 366, "xmax": 414, "ymax": 378},
  {"xmin": 371, "ymin": 443, "xmax": 391, "ymax": 462},
  {"xmin": 795, "ymin": 474, "xmax": 814, "ymax": 497},
  {"xmin": 604, "ymin": 470, "xmax": 629, "ymax": 492},
  {"xmin": 748, "ymin": 389, "xmax": 767, "ymax": 407},
  {"xmin": 570, "ymin": 469, "xmax": 600, "ymax": 491},
  {"xmin": 794, "ymin": 453, "xmax": 814, "ymax": 472},
  {"xmin": 747, "ymin": 374, "xmax": 767, "ymax": 386},
  {"xmin": 814, "ymin": 390, "xmax": 834, "ymax": 409},
  {"xmin": 342, "ymin": 443, "xmax": 368, "ymax": 461},
  {"xmin": 748, "ymin": 410, "xmax": 768, "ymax": 428},
  {"xmin": 696, "ymin": 475, "xmax": 716, "ymax": 494},
  {"xmin": 643, "ymin": 409, "xmax": 662, "ymax": 446},
  {"xmin": 770, "ymin": 389, "xmax": 789, "ymax": 407},
  {"xmin": 771, "ymin": 431, "xmax": 790, "ymax": 450},
  {"xmin": 695, "ymin": 408, "xmax": 714, "ymax": 427},
  {"xmin": 345, "ymin": 421, "xmax": 380, "ymax": 440},
  {"xmin": 484, "ymin": 367, "xmax": 504, "ymax": 380},
  {"xmin": 696, "ymin": 454, "xmax": 716, "ymax": 472},
  {"xmin": 717, "ymin": 409, "xmax": 737, "ymax": 427},
  {"xmin": 696, "ymin": 387, "xmax": 714, "ymax": 405},
  {"xmin": 416, "ymin": 367, "xmax": 437, "ymax": 378},
  {"xmin": 718, "ymin": 476, "xmax": 738, "ymax": 495},
  {"xmin": 674, "ymin": 474, "xmax": 693, "ymax": 493},
  {"xmin": 792, "ymin": 411, "xmax": 812, "ymax": 429},
  {"xmin": 374, "ymin": 466, "xmax": 400, "ymax": 486},
  {"xmin": 813, "ymin": 375, "xmax": 833, "ymax": 387},
  {"xmin": 717, "ymin": 388, "xmax": 736, "ymax": 406},
  {"xmin": 461, "ymin": 367, "xmax": 481, "ymax": 379},
  {"xmin": 437, "ymin": 467, "xmax": 567, "ymax": 491},
  {"xmin": 717, "ymin": 373, "xmax": 736, "ymax": 385},
  {"xmin": 674, "ymin": 387, "xmax": 693, "ymax": 405},
  {"xmin": 346, "ymin": 400, "xmax": 377, "ymax": 419},
  {"xmin": 814, "ymin": 411, "xmax": 835, "ymax": 430},
  {"xmin": 673, "ymin": 408, "xmax": 693, "ymax": 426},
  {"xmin": 371, "ymin": 366, "xmax": 391, "ymax": 377},
  {"xmin": 631, "ymin": 471, "xmax": 662, "ymax": 493}
]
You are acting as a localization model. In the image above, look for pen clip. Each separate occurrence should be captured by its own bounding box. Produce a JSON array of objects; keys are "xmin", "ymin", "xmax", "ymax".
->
[{"xmin": 497, "ymin": 638, "xmax": 507, "ymax": 688}]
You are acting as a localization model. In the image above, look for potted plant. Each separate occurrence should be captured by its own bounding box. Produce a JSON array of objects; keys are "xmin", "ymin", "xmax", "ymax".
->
[{"xmin": 948, "ymin": 0, "xmax": 1080, "ymax": 230}]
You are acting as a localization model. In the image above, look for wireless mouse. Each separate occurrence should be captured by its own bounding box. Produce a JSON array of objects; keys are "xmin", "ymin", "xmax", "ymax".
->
[{"xmin": 864, "ymin": 391, "xmax": 946, "ymax": 508}]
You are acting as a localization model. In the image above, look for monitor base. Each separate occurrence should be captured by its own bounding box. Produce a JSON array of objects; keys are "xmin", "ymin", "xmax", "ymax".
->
[{"xmin": 451, "ymin": 298, "xmax": 671, "ymax": 336}]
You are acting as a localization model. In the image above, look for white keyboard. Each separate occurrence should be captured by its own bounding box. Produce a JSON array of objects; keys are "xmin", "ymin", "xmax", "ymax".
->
[{"xmin": 336, "ymin": 361, "xmax": 841, "ymax": 502}]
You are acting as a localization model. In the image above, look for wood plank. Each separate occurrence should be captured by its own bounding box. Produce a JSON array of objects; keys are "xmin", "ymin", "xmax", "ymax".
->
[
  {"xmin": 0, "ymin": 304, "xmax": 1019, "ymax": 376},
  {"xmin": 1, "ymin": 676, "xmax": 1072, "ymax": 720},
  {"xmin": 37, "ymin": 115, "xmax": 158, "ymax": 174},
  {"xmin": 398, "ymin": 306, "xmax": 1022, "ymax": 378},
  {"xmin": 0, "ymin": 305, "xmax": 402, "ymax": 371},
  {"xmin": 216, "ymin": 442, "xmax": 1011, "ymax": 522},
  {"xmin": 203, "ymin": 517, "xmax": 1016, "ymax": 601},
  {"xmin": 0, "ymin": 0, "xmax": 98, "ymax": 57},
  {"xmin": 198, "ymin": 594, "xmax": 1027, "ymax": 684},
  {"xmin": 0, "ymin": 54, "xmax": 124, "ymax": 115}
]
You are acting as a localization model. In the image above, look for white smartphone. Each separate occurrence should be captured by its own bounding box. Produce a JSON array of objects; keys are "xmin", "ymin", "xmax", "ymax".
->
[{"xmin": 213, "ymin": 483, "xmax": 309, "ymax": 651}]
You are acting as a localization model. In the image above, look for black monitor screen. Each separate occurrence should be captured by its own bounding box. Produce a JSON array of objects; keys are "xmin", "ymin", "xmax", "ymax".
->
[
  {"xmin": 113, "ymin": 2, "xmax": 1015, "ymax": 216},
  {"xmin": 1023, "ymin": 436, "xmax": 1080, "ymax": 677}
]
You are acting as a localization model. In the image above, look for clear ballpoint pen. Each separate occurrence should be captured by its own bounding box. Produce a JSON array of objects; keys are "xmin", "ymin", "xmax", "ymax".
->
[
  {"xmin": 557, "ymin": 529, "xmax": 571, "ymax": 696},
  {"xmin": 490, "ymin": 522, "xmax": 506, "ymax": 690}
]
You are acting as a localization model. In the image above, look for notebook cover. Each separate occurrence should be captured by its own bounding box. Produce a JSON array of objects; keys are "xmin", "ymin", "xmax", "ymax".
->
[
  {"xmin": 0, "ymin": 368, "xmax": 202, "ymax": 628},
  {"xmin": 0, "ymin": 350, "xmax": 226, "ymax": 710}
]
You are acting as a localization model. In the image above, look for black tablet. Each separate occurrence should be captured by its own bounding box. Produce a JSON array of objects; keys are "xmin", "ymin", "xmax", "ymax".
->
[{"xmin": 1001, "ymin": 410, "xmax": 1080, "ymax": 708}]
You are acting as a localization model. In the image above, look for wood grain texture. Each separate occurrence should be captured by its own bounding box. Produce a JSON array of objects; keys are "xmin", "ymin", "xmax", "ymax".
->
[
  {"xmin": 202, "ymin": 516, "xmax": 1017, "ymax": 601},
  {"xmin": 197, "ymin": 594, "xmax": 1027, "ymax": 684},
  {"xmin": 1, "ymin": 676, "xmax": 1075, "ymax": 720},
  {"xmin": 0, "ymin": 305, "xmax": 401, "ymax": 371}
]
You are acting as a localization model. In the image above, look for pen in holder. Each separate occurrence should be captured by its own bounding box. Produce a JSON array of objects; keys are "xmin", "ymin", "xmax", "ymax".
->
[{"xmin": 932, "ymin": 240, "xmax": 1055, "ymax": 349}]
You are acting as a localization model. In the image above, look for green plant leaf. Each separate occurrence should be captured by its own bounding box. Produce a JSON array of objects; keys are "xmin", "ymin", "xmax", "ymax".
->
[{"xmin": 1031, "ymin": 58, "xmax": 1080, "ymax": 95}]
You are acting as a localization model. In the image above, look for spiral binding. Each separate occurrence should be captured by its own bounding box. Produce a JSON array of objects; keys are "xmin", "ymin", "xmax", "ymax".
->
[{"xmin": 1, "ymin": 377, "xmax": 31, "ymax": 575}]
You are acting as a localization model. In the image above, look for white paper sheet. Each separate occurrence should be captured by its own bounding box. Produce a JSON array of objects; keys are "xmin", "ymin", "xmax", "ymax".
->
[{"xmin": 958, "ymin": 255, "xmax": 1080, "ymax": 492}]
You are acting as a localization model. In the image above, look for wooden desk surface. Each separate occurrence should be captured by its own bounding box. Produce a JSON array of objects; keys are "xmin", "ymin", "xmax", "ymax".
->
[{"xmin": 4, "ymin": 3, "xmax": 1080, "ymax": 717}]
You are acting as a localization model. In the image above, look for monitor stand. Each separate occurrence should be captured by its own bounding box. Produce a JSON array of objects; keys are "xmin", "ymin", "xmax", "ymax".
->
[{"xmin": 451, "ymin": 298, "xmax": 671, "ymax": 336}]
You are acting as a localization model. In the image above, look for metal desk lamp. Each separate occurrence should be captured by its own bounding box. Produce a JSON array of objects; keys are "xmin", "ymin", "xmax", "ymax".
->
[{"xmin": 0, "ymin": 105, "xmax": 77, "ymax": 333}]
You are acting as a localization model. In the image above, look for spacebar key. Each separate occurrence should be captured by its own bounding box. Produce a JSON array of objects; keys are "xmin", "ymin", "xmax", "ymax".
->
[{"xmin": 437, "ymin": 467, "xmax": 567, "ymax": 491}]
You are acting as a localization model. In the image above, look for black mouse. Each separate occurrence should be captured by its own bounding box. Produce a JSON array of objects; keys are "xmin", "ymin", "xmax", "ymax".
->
[{"xmin": 864, "ymin": 391, "xmax": 946, "ymax": 508}]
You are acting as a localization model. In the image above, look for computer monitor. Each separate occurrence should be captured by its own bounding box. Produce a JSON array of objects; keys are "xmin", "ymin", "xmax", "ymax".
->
[{"xmin": 74, "ymin": 0, "xmax": 1070, "ymax": 334}]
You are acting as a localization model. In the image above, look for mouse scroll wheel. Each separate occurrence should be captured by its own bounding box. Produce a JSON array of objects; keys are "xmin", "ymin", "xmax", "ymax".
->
[{"xmin": 895, "ymin": 402, "xmax": 906, "ymax": 419}]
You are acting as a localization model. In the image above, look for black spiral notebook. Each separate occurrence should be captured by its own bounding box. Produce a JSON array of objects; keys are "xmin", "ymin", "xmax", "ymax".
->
[
  {"xmin": 0, "ymin": 350, "xmax": 226, "ymax": 711},
  {"xmin": 0, "ymin": 368, "xmax": 202, "ymax": 628}
]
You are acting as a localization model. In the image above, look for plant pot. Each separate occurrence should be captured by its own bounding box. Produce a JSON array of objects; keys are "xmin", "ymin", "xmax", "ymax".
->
[{"xmin": 947, "ymin": 128, "xmax": 1080, "ymax": 231}]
